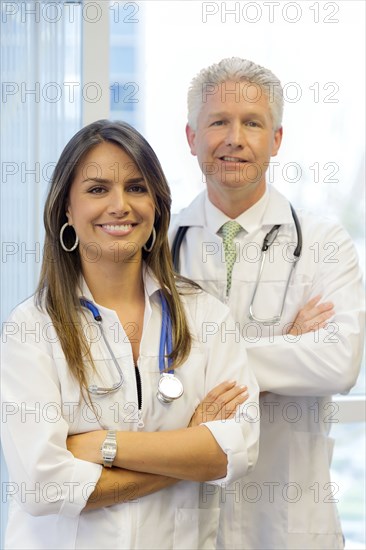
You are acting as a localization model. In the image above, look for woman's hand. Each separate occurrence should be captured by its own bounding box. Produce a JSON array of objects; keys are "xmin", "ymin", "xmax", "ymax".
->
[
  {"xmin": 287, "ymin": 295, "xmax": 335, "ymax": 336},
  {"xmin": 67, "ymin": 430, "xmax": 105, "ymax": 464},
  {"xmin": 188, "ymin": 381, "xmax": 248, "ymax": 427}
]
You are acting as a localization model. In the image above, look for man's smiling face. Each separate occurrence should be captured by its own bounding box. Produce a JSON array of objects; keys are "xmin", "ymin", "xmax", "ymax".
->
[{"xmin": 186, "ymin": 80, "xmax": 282, "ymax": 208}]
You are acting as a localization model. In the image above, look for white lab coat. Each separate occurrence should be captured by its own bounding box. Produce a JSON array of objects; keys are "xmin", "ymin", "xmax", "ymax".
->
[
  {"xmin": 170, "ymin": 186, "xmax": 365, "ymax": 550},
  {"xmin": 1, "ymin": 268, "xmax": 259, "ymax": 550}
]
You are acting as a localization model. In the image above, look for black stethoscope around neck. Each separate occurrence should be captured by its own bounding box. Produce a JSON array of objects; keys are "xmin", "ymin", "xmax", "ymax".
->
[
  {"xmin": 80, "ymin": 290, "xmax": 183, "ymax": 403},
  {"xmin": 171, "ymin": 203, "xmax": 302, "ymax": 326}
]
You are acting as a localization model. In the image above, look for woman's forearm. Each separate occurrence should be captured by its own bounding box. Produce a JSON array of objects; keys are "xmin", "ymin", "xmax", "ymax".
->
[
  {"xmin": 115, "ymin": 426, "xmax": 227, "ymax": 480},
  {"xmin": 67, "ymin": 382, "xmax": 248, "ymax": 484},
  {"xmin": 85, "ymin": 468, "xmax": 179, "ymax": 510},
  {"xmin": 68, "ymin": 425, "xmax": 227, "ymax": 482}
]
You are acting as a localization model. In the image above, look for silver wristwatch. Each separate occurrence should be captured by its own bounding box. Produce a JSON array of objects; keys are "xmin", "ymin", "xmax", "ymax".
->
[{"xmin": 100, "ymin": 430, "xmax": 117, "ymax": 467}]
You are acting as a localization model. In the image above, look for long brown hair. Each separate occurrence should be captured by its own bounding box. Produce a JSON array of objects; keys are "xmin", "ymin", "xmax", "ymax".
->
[{"xmin": 36, "ymin": 120, "xmax": 198, "ymax": 392}]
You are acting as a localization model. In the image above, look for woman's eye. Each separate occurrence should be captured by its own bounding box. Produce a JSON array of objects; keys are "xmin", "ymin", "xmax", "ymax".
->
[
  {"xmin": 128, "ymin": 185, "xmax": 147, "ymax": 193},
  {"xmin": 89, "ymin": 186, "xmax": 106, "ymax": 194}
]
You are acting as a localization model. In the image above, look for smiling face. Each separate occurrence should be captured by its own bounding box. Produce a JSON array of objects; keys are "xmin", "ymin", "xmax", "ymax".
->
[
  {"xmin": 66, "ymin": 141, "xmax": 155, "ymax": 269},
  {"xmin": 186, "ymin": 80, "xmax": 283, "ymax": 211}
]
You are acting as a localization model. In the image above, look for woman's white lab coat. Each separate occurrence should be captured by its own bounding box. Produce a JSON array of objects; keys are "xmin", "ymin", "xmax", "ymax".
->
[
  {"xmin": 170, "ymin": 186, "xmax": 365, "ymax": 549},
  {"xmin": 1, "ymin": 269, "xmax": 259, "ymax": 550}
]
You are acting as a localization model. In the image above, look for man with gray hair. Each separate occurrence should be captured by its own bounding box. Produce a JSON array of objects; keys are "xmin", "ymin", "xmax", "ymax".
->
[{"xmin": 170, "ymin": 57, "xmax": 364, "ymax": 549}]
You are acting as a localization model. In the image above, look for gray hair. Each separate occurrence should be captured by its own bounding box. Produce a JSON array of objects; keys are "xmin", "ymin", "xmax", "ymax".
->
[{"xmin": 187, "ymin": 57, "xmax": 284, "ymax": 131}]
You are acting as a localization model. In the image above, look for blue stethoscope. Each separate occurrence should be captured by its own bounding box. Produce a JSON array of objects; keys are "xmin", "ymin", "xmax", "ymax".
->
[{"xmin": 80, "ymin": 290, "xmax": 184, "ymax": 403}]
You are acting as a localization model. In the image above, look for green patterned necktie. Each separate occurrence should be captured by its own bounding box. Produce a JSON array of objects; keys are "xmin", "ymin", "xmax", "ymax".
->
[{"xmin": 219, "ymin": 221, "xmax": 242, "ymax": 295}]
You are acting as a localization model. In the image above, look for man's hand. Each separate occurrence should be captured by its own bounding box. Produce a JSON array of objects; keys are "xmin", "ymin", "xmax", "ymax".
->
[
  {"xmin": 287, "ymin": 295, "xmax": 334, "ymax": 336},
  {"xmin": 188, "ymin": 381, "xmax": 248, "ymax": 427}
]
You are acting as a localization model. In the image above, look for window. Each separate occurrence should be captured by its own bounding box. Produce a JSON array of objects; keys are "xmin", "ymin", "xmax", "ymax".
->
[
  {"xmin": 331, "ymin": 423, "xmax": 366, "ymax": 548},
  {"xmin": 109, "ymin": 1, "xmax": 143, "ymax": 128},
  {"xmin": 0, "ymin": 2, "xmax": 82, "ymax": 544},
  {"xmin": 1, "ymin": 0, "xmax": 82, "ymax": 322}
]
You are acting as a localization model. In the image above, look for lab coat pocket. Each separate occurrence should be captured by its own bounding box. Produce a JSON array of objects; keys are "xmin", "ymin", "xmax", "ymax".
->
[
  {"xmin": 288, "ymin": 431, "xmax": 342, "ymax": 535},
  {"xmin": 172, "ymin": 507, "xmax": 220, "ymax": 550}
]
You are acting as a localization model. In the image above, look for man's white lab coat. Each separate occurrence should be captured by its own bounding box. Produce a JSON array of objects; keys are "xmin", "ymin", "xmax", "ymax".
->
[{"xmin": 170, "ymin": 185, "xmax": 364, "ymax": 549}]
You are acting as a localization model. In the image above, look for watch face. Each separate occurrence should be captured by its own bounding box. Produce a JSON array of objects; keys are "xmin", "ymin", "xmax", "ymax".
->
[
  {"xmin": 157, "ymin": 374, "xmax": 184, "ymax": 402},
  {"xmin": 103, "ymin": 444, "xmax": 116, "ymax": 458},
  {"xmin": 101, "ymin": 432, "xmax": 117, "ymax": 467}
]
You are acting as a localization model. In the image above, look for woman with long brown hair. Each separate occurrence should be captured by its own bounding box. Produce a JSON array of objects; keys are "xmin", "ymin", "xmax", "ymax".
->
[{"xmin": 1, "ymin": 120, "xmax": 259, "ymax": 550}]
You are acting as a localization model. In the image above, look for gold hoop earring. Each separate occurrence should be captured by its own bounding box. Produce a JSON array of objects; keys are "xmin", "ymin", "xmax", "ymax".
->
[{"xmin": 60, "ymin": 223, "xmax": 79, "ymax": 252}]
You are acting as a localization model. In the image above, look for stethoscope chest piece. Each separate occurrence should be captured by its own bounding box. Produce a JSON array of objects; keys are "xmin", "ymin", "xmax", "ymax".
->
[{"xmin": 157, "ymin": 373, "xmax": 184, "ymax": 404}]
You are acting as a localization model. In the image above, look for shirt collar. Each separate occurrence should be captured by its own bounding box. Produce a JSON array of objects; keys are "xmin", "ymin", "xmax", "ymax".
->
[
  {"xmin": 205, "ymin": 188, "xmax": 269, "ymax": 234},
  {"xmin": 262, "ymin": 185, "xmax": 295, "ymax": 226},
  {"xmin": 174, "ymin": 185, "xmax": 295, "ymax": 233}
]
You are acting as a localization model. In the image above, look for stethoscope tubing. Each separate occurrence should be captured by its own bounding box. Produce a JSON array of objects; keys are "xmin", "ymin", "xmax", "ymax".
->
[
  {"xmin": 159, "ymin": 291, "xmax": 173, "ymax": 373},
  {"xmin": 171, "ymin": 203, "xmax": 302, "ymax": 325},
  {"xmin": 80, "ymin": 291, "xmax": 180, "ymax": 398},
  {"xmin": 80, "ymin": 298, "xmax": 124, "ymax": 395}
]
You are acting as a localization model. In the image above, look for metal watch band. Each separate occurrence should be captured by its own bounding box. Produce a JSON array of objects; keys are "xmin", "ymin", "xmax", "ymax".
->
[{"xmin": 101, "ymin": 430, "xmax": 117, "ymax": 468}]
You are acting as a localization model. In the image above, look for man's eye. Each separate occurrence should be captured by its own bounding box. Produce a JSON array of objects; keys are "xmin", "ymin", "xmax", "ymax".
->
[
  {"xmin": 246, "ymin": 121, "xmax": 259, "ymax": 127},
  {"xmin": 211, "ymin": 120, "xmax": 225, "ymax": 127}
]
